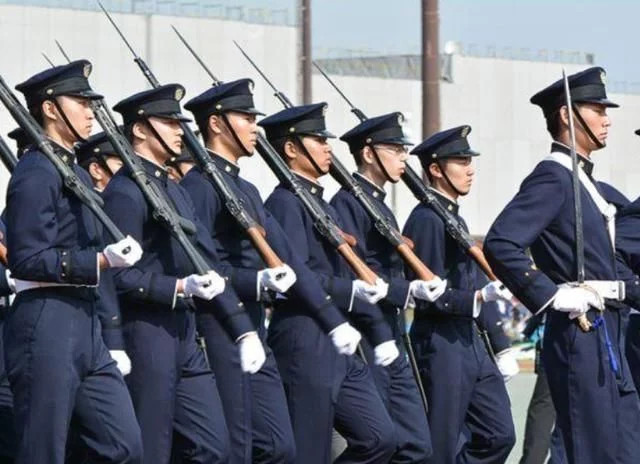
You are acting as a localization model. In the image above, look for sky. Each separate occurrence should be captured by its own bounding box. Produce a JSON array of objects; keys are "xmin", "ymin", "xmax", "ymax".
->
[{"xmin": 229, "ymin": 0, "xmax": 639, "ymax": 87}]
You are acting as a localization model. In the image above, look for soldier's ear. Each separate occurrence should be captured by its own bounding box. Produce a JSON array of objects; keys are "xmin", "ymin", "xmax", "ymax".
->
[
  {"xmin": 88, "ymin": 161, "xmax": 104, "ymax": 183},
  {"xmin": 558, "ymin": 105, "xmax": 570, "ymax": 128},
  {"xmin": 283, "ymin": 139, "xmax": 297, "ymax": 161},
  {"xmin": 361, "ymin": 145, "xmax": 375, "ymax": 165},
  {"xmin": 209, "ymin": 114, "xmax": 223, "ymax": 135},
  {"xmin": 428, "ymin": 161, "xmax": 443, "ymax": 179},
  {"xmin": 41, "ymin": 99, "xmax": 58, "ymax": 122},
  {"xmin": 131, "ymin": 121, "xmax": 147, "ymax": 141}
]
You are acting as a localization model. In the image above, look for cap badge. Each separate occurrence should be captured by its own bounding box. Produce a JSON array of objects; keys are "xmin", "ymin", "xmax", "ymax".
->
[
  {"xmin": 322, "ymin": 104, "xmax": 328, "ymax": 116},
  {"xmin": 248, "ymin": 81, "xmax": 255, "ymax": 94},
  {"xmin": 83, "ymin": 63, "xmax": 92, "ymax": 78},
  {"xmin": 600, "ymin": 70, "xmax": 607, "ymax": 85},
  {"xmin": 174, "ymin": 87, "xmax": 184, "ymax": 101},
  {"xmin": 461, "ymin": 126, "xmax": 470, "ymax": 138}
]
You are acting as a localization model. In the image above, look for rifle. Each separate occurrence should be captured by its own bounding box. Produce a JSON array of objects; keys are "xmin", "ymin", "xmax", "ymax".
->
[
  {"xmin": 0, "ymin": 134, "xmax": 18, "ymax": 173},
  {"xmin": 54, "ymin": 41, "xmax": 220, "ymax": 277},
  {"xmin": 230, "ymin": 43, "xmax": 433, "ymax": 405},
  {"xmin": 313, "ymin": 61, "xmax": 498, "ymax": 281},
  {"xmin": 236, "ymin": 43, "xmax": 437, "ymax": 283},
  {"xmin": 0, "ymin": 75, "xmax": 125, "ymax": 243},
  {"xmin": 98, "ymin": 1, "xmax": 284, "ymax": 269},
  {"xmin": 171, "ymin": 26, "xmax": 378, "ymax": 286}
]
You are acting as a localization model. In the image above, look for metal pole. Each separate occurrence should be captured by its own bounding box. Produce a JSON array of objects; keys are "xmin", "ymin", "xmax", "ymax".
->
[
  {"xmin": 300, "ymin": 0, "xmax": 312, "ymax": 104},
  {"xmin": 422, "ymin": 0, "xmax": 440, "ymax": 139}
]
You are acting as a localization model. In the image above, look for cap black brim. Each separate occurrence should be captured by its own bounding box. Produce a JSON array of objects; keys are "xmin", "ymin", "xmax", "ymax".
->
[
  {"xmin": 576, "ymin": 98, "xmax": 619, "ymax": 108},
  {"xmin": 296, "ymin": 129, "xmax": 336, "ymax": 139},
  {"xmin": 68, "ymin": 90, "xmax": 104, "ymax": 100},
  {"xmin": 376, "ymin": 137, "xmax": 414, "ymax": 146},
  {"xmin": 155, "ymin": 112, "xmax": 192, "ymax": 123},
  {"xmin": 233, "ymin": 107, "xmax": 266, "ymax": 116}
]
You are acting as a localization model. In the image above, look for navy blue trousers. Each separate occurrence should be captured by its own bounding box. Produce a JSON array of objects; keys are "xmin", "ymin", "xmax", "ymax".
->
[
  {"xmin": 544, "ymin": 307, "xmax": 640, "ymax": 464},
  {"xmin": 268, "ymin": 310, "xmax": 396, "ymax": 464},
  {"xmin": 123, "ymin": 307, "xmax": 228, "ymax": 464},
  {"xmin": 362, "ymin": 335, "xmax": 432, "ymax": 463},
  {"xmin": 411, "ymin": 318, "xmax": 515, "ymax": 464},
  {"xmin": 3, "ymin": 288, "xmax": 142, "ymax": 464},
  {"xmin": 0, "ymin": 322, "xmax": 14, "ymax": 462},
  {"xmin": 626, "ymin": 313, "xmax": 640, "ymax": 395},
  {"xmin": 196, "ymin": 311, "xmax": 295, "ymax": 464}
]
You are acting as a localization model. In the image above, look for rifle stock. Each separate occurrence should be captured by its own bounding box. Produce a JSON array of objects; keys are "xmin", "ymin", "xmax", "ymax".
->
[{"xmin": 99, "ymin": 3, "xmax": 284, "ymax": 269}]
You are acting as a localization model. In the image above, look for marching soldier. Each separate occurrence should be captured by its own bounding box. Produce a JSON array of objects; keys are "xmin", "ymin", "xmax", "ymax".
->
[
  {"xmin": 7, "ymin": 128, "xmax": 31, "ymax": 155},
  {"xmin": 76, "ymin": 131, "xmax": 123, "ymax": 191},
  {"xmin": 604, "ymin": 150, "xmax": 640, "ymax": 397},
  {"xmin": 484, "ymin": 67, "xmax": 640, "ymax": 463},
  {"xmin": 5, "ymin": 60, "xmax": 143, "ymax": 463},
  {"xmin": 180, "ymin": 78, "xmax": 300, "ymax": 464},
  {"xmin": 402, "ymin": 125, "xmax": 515, "ymax": 463},
  {"xmin": 105, "ymin": 84, "xmax": 266, "ymax": 464},
  {"xmin": 260, "ymin": 103, "xmax": 399, "ymax": 464},
  {"xmin": 330, "ymin": 112, "xmax": 445, "ymax": 462}
]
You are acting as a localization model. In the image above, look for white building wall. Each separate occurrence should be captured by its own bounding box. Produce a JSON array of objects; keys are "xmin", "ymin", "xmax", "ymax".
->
[
  {"xmin": 1, "ymin": 5, "xmax": 639, "ymax": 239},
  {"xmin": 313, "ymin": 56, "xmax": 640, "ymax": 236}
]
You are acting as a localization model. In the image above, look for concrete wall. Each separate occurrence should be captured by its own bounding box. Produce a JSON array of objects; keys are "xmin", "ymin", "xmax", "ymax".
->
[
  {"xmin": 0, "ymin": 4, "xmax": 297, "ymax": 201},
  {"xmin": 1, "ymin": 5, "xmax": 639, "ymax": 239}
]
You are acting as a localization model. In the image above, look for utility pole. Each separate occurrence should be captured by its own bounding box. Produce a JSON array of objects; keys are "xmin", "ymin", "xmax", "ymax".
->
[
  {"xmin": 422, "ymin": 0, "xmax": 440, "ymax": 138},
  {"xmin": 300, "ymin": 0, "xmax": 312, "ymax": 103}
]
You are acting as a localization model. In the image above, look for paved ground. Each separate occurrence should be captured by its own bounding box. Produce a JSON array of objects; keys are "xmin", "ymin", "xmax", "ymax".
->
[{"xmin": 506, "ymin": 372, "xmax": 537, "ymax": 464}]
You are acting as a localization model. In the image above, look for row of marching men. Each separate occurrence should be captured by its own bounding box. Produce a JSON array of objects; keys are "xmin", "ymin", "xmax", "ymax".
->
[{"xmin": 0, "ymin": 55, "xmax": 637, "ymax": 464}]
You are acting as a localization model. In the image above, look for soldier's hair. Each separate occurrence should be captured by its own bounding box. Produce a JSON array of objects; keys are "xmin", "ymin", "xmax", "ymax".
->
[
  {"xmin": 29, "ymin": 104, "xmax": 45, "ymax": 127},
  {"xmin": 545, "ymin": 109, "xmax": 562, "ymax": 138},
  {"xmin": 353, "ymin": 147, "xmax": 364, "ymax": 166},
  {"xmin": 424, "ymin": 163, "xmax": 435, "ymax": 183},
  {"xmin": 123, "ymin": 122, "xmax": 136, "ymax": 143},
  {"xmin": 195, "ymin": 116, "xmax": 211, "ymax": 145},
  {"xmin": 270, "ymin": 136, "xmax": 291, "ymax": 161}
]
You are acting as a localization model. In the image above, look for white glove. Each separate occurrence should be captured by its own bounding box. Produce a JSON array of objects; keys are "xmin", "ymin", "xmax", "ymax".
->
[
  {"xmin": 5, "ymin": 269, "xmax": 15, "ymax": 293},
  {"xmin": 409, "ymin": 277, "xmax": 448, "ymax": 303},
  {"xmin": 257, "ymin": 264, "xmax": 297, "ymax": 294},
  {"xmin": 495, "ymin": 348, "xmax": 519, "ymax": 382},
  {"xmin": 110, "ymin": 350, "xmax": 131, "ymax": 376},
  {"xmin": 329, "ymin": 322, "xmax": 362, "ymax": 355},
  {"xmin": 352, "ymin": 278, "xmax": 389, "ymax": 304},
  {"xmin": 183, "ymin": 271, "xmax": 226, "ymax": 300},
  {"xmin": 552, "ymin": 286, "xmax": 604, "ymax": 319},
  {"xmin": 238, "ymin": 332, "xmax": 267, "ymax": 374},
  {"xmin": 103, "ymin": 235, "xmax": 143, "ymax": 268},
  {"xmin": 481, "ymin": 281, "xmax": 513, "ymax": 303},
  {"xmin": 374, "ymin": 340, "xmax": 400, "ymax": 367}
]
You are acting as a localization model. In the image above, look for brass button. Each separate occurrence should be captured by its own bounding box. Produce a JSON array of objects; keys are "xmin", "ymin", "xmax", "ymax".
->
[
  {"xmin": 155, "ymin": 170, "xmax": 161, "ymax": 177},
  {"xmin": 138, "ymin": 287, "xmax": 144, "ymax": 293},
  {"xmin": 225, "ymin": 165, "xmax": 231, "ymax": 172},
  {"xmin": 525, "ymin": 272, "xmax": 530, "ymax": 277}
]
